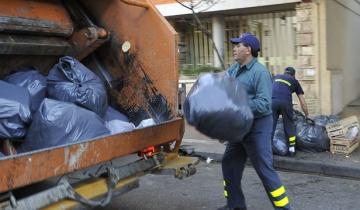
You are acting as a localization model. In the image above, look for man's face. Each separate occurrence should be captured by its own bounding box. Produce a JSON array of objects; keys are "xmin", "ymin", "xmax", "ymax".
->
[{"xmin": 233, "ymin": 43, "xmax": 251, "ymax": 64}]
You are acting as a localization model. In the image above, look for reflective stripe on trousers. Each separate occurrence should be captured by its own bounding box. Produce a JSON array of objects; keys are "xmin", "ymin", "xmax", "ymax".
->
[
  {"xmin": 270, "ymin": 185, "xmax": 290, "ymax": 207},
  {"xmin": 289, "ymin": 136, "xmax": 296, "ymax": 146}
]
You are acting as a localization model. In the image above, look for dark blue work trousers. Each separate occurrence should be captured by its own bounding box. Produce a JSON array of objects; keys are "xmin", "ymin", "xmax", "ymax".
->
[
  {"xmin": 272, "ymin": 99, "xmax": 296, "ymax": 146},
  {"xmin": 222, "ymin": 114, "xmax": 291, "ymax": 210}
]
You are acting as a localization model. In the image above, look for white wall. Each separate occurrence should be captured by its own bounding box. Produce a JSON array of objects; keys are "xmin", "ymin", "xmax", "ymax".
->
[
  {"xmin": 156, "ymin": 0, "xmax": 301, "ymax": 17},
  {"xmin": 326, "ymin": 0, "xmax": 360, "ymax": 110}
]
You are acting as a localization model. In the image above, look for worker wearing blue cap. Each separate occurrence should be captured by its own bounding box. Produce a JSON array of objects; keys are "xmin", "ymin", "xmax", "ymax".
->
[
  {"xmin": 219, "ymin": 32, "xmax": 292, "ymax": 210},
  {"xmin": 272, "ymin": 67, "xmax": 309, "ymax": 157}
]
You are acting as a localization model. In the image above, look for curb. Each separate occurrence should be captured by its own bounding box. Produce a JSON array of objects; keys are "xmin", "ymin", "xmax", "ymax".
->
[{"xmin": 193, "ymin": 151, "xmax": 360, "ymax": 180}]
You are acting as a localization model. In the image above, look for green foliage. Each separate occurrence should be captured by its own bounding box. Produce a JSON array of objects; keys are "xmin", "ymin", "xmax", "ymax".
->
[{"xmin": 180, "ymin": 65, "xmax": 222, "ymax": 76}]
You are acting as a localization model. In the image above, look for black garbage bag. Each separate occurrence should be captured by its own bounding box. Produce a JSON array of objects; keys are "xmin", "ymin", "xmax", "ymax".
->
[
  {"xmin": 21, "ymin": 98, "xmax": 110, "ymax": 152},
  {"xmin": 104, "ymin": 107, "xmax": 135, "ymax": 134},
  {"xmin": 296, "ymin": 118, "xmax": 330, "ymax": 152},
  {"xmin": 183, "ymin": 73, "xmax": 253, "ymax": 143},
  {"xmin": 4, "ymin": 68, "xmax": 47, "ymax": 113},
  {"xmin": 0, "ymin": 81, "xmax": 31, "ymax": 139},
  {"xmin": 313, "ymin": 115, "xmax": 340, "ymax": 127},
  {"xmin": 272, "ymin": 120, "xmax": 288, "ymax": 156},
  {"xmin": 47, "ymin": 56, "xmax": 108, "ymax": 117}
]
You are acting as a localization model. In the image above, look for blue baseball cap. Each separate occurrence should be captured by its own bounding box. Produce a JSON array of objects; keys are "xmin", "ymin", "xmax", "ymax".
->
[
  {"xmin": 230, "ymin": 32, "xmax": 260, "ymax": 52},
  {"xmin": 285, "ymin": 67, "xmax": 296, "ymax": 76}
]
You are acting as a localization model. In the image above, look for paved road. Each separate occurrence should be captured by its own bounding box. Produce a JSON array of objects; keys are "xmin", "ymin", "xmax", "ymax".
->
[{"xmin": 97, "ymin": 162, "xmax": 360, "ymax": 210}]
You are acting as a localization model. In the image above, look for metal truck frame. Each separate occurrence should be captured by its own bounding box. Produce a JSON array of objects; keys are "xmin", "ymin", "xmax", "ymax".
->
[{"xmin": 0, "ymin": 0, "xmax": 197, "ymax": 209}]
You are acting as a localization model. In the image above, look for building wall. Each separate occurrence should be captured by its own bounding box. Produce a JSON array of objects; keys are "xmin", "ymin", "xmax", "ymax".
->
[
  {"xmin": 325, "ymin": 0, "xmax": 360, "ymax": 114},
  {"xmin": 173, "ymin": 19, "xmax": 214, "ymax": 68},
  {"xmin": 295, "ymin": 2, "xmax": 322, "ymax": 114},
  {"xmin": 295, "ymin": 0, "xmax": 360, "ymax": 115},
  {"xmin": 174, "ymin": 11, "xmax": 297, "ymax": 74},
  {"xmin": 317, "ymin": 0, "xmax": 332, "ymax": 115}
]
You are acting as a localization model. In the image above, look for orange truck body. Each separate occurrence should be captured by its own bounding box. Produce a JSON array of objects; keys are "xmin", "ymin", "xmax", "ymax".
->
[{"xmin": 0, "ymin": 0, "xmax": 188, "ymax": 203}]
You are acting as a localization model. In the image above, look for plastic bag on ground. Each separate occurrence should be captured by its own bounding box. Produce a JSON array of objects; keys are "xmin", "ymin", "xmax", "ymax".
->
[
  {"xmin": 0, "ymin": 152, "xmax": 4, "ymax": 158},
  {"xmin": 327, "ymin": 115, "xmax": 341, "ymax": 124},
  {"xmin": 4, "ymin": 68, "xmax": 47, "ymax": 113},
  {"xmin": 296, "ymin": 119, "xmax": 330, "ymax": 152},
  {"xmin": 104, "ymin": 107, "xmax": 135, "ymax": 134},
  {"xmin": 272, "ymin": 120, "xmax": 288, "ymax": 156},
  {"xmin": 183, "ymin": 73, "xmax": 253, "ymax": 143},
  {"xmin": 345, "ymin": 126, "xmax": 359, "ymax": 140},
  {"xmin": 21, "ymin": 98, "xmax": 110, "ymax": 152},
  {"xmin": 0, "ymin": 81, "xmax": 31, "ymax": 139},
  {"xmin": 313, "ymin": 115, "xmax": 340, "ymax": 127},
  {"xmin": 47, "ymin": 56, "xmax": 108, "ymax": 117}
]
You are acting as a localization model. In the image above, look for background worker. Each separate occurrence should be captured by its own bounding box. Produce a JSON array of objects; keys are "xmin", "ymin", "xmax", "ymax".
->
[
  {"xmin": 219, "ymin": 32, "xmax": 291, "ymax": 210},
  {"xmin": 271, "ymin": 67, "xmax": 309, "ymax": 157}
]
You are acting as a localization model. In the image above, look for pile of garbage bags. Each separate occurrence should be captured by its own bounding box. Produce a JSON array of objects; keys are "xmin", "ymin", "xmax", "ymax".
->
[
  {"xmin": 184, "ymin": 73, "xmax": 253, "ymax": 143},
  {"xmin": 272, "ymin": 110, "xmax": 340, "ymax": 156},
  {"xmin": 0, "ymin": 80, "xmax": 32, "ymax": 139},
  {"xmin": 0, "ymin": 56, "xmax": 146, "ymax": 155}
]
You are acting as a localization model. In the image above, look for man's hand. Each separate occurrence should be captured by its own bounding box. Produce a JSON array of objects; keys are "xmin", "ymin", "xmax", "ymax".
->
[{"xmin": 297, "ymin": 94, "xmax": 309, "ymax": 117}]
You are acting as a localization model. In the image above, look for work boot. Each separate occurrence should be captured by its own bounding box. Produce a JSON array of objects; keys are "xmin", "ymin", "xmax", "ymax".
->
[
  {"xmin": 288, "ymin": 146, "xmax": 296, "ymax": 157},
  {"xmin": 217, "ymin": 205, "xmax": 247, "ymax": 210}
]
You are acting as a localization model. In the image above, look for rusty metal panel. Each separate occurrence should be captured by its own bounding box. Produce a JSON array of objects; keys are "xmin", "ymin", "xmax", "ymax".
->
[
  {"xmin": 80, "ymin": 0, "xmax": 179, "ymax": 125},
  {"xmin": 0, "ymin": 34, "xmax": 73, "ymax": 55},
  {"xmin": 0, "ymin": 0, "xmax": 73, "ymax": 36},
  {"xmin": 0, "ymin": 55, "xmax": 59, "ymax": 78},
  {"xmin": 0, "ymin": 118, "xmax": 184, "ymax": 193}
]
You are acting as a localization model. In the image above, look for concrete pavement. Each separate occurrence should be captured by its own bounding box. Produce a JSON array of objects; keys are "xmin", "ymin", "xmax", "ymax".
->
[{"xmin": 99, "ymin": 162, "xmax": 360, "ymax": 210}]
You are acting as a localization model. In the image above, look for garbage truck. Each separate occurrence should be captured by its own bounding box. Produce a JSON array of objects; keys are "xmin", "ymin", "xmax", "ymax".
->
[{"xmin": 0, "ymin": 0, "xmax": 198, "ymax": 209}]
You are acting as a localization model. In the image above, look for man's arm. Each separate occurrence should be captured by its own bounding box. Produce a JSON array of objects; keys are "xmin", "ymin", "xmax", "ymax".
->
[
  {"xmin": 248, "ymin": 70, "xmax": 272, "ymax": 116},
  {"xmin": 297, "ymin": 94, "xmax": 309, "ymax": 117}
]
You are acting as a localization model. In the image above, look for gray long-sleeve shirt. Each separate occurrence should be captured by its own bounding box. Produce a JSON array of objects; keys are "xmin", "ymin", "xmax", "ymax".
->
[{"xmin": 227, "ymin": 58, "xmax": 272, "ymax": 119}]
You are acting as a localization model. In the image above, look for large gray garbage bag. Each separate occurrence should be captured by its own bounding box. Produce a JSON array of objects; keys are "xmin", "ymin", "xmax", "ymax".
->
[
  {"xmin": 21, "ymin": 98, "xmax": 110, "ymax": 152},
  {"xmin": 4, "ymin": 68, "xmax": 47, "ymax": 113},
  {"xmin": 104, "ymin": 107, "xmax": 135, "ymax": 134},
  {"xmin": 47, "ymin": 56, "xmax": 108, "ymax": 117},
  {"xmin": 183, "ymin": 73, "xmax": 253, "ymax": 143},
  {"xmin": 0, "ymin": 81, "xmax": 31, "ymax": 139}
]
